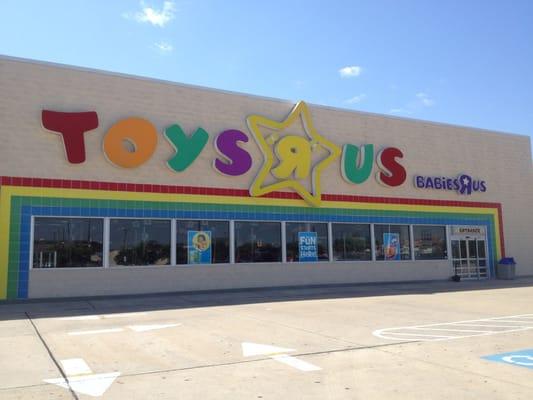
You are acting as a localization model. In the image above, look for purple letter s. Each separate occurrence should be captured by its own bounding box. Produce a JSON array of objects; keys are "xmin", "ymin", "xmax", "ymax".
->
[{"xmin": 213, "ymin": 129, "xmax": 252, "ymax": 176}]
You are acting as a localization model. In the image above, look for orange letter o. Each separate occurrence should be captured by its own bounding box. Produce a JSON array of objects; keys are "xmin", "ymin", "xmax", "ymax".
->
[{"xmin": 103, "ymin": 117, "xmax": 158, "ymax": 168}]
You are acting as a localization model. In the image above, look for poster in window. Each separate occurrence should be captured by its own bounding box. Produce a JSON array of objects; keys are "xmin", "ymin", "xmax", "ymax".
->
[
  {"xmin": 187, "ymin": 230, "xmax": 212, "ymax": 264},
  {"xmin": 383, "ymin": 232, "xmax": 401, "ymax": 260},
  {"xmin": 298, "ymin": 231, "xmax": 318, "ymax": 262}
]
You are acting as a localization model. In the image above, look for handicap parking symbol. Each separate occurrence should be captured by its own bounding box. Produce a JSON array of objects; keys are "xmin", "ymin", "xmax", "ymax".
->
[{"xmin": 483, "ymin": 349, "xmax": 533, "ymax": 370}]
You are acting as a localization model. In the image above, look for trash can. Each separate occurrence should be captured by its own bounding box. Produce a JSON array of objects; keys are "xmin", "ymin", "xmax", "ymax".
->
[{"xmin": 496, "ymin": 257, "xmax": 516, "ymax": 280}]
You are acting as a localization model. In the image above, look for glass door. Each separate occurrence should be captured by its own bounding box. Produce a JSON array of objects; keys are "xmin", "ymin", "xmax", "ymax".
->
[{"xmin": 451, "ymin": 238, "xmax": 488, "ymax": 279}]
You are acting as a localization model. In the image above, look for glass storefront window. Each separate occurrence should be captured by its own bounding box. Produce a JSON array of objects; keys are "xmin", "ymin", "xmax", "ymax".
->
[
  {"xmin": 33, "ymin": 218, "xmax": 103, "ymax": 268},
  {"xmin": 413, "ymin": 225, "xmax": 447, "ymax": 260},
  {"xmin": 332, "ymin": 223, "xmax": 371, "ymax": 261},
  {"xmin": 374, "ymin": 224, "xmax": 411, "ymax": 261},
  {"xmin": 176, "ymin": 220, "xmax": 230, "ymax": 264},
  {"xmin": 109, "ymin": 219, "xmax": 170, "ymax": 266},
  {"xmin": 286, "ymin": 222, "xmax": 329, "ymax": 262},
  {"xmin": 235, "ymin": 221, "xmax": 281, "ymax": 263}
]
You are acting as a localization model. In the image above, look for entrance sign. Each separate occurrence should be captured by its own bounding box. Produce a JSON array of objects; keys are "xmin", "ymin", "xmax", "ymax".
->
[
  {"xmin": 298, "ymin": 232, "xmax": 318, "ymax": 262},
  {"xmin": 383, "ymin": 233, "xmax": 400, "ymax": 260},
  {"xmin": 451, "ymin": 226, "xmax": 486, "ymax": 239},
  {"xmin": 187, "ymin": 231, "xmax": 212, "ymax": 264}
]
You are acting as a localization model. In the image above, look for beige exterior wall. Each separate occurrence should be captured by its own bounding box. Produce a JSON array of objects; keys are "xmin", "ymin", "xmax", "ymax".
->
[
  {"xmin": 28, "ymin": 261, "xmax": 452, "ymax": 299},
  {"xmin": 1, "ymin": 56, "xmax": 532, "ymax": 298}
]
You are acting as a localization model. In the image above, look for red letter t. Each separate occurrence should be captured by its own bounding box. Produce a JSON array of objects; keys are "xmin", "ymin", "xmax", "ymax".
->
[{"xmin": 42, "ymin": 110, "xmax": 99, "ymax": 164}]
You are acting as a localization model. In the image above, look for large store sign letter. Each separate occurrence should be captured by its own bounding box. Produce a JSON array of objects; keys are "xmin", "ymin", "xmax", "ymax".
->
[
  {"xmin": 376, "ymin": 147, "xmax": 406, "ymax": 187},
  {"xmin": 213, "ymin": 130, "xmax": 252, "ymax": 176},
  {"xmin": 342, "ymin": 144, "xmax": 374, "ymax": 184},
  {"xmin": 103, "ymin": 118, "xmax": 158, "ymax": 168},
  {"xmin": 42, "ymin": 110, "xmax": 99, "ymax": 164},
  {"xmin": 165, "ymin": 124, "xmax": 209, "ymax": 172},
  {"xmin": 247, "ymin": 101, "xmax": 342, "ymax": 207}
]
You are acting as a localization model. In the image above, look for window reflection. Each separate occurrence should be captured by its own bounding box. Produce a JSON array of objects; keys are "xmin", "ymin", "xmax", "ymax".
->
[
  {"xmin": 33, "ymin": 218, "xmax": 103, "ymax": 268},
  {"xmin": 235, "ymin": 221, "xmax": 281, "ymax": 263},
  {"xmin": 413, "ymin": 225, "xmax": 447, "ymax": 260},
  {"xmin": 332, "ymin": 224, "xmax": 371, "ymax": 261},
  {"xmin": 109, "ymin": 219, "xmax": 170, "ymax": 266},
  {"xmin": 176, "ymin": 220, "xmax": 229, "ymax": 264},
  {"xmin": 286, "ymin": 222, "xmax": 329, "ymax": 262},
  {"xmin": 374, "ymin": 224, "xmax": 411, "ymax": 261}
]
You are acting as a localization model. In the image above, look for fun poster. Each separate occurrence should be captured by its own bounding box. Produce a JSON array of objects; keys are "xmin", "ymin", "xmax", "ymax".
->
[
  {"xmin": 383, "ymin": 233, "xmax": 401, "ymax": 260},
  {"xmin": 187, "ymin": 231, "xmax": 212, "ymax": 264},
  {"xmin": 298, "ymin": 231, "xmax": 318, "ymax": 262}
]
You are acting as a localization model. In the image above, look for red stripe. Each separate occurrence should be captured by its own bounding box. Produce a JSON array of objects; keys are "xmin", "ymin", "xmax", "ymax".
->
[
  {"xmin": 0, "ymin": 175, "xmax": 501, "ymax": 209},
  {"xmin": 497, "ymin": 203, "xmax": 506, "ymax": 257},
  {"xmin": 0, "ymin": 175, "xmax": 506, "ymax": 257}
]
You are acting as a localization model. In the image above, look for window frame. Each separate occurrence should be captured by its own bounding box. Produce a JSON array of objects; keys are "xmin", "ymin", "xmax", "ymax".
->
[
  {"xmin": 373, "ymin": 223, "xmax": 413, "ymax": 262},
  {"xmin": 330, "ymin": 222, "xmax": 373, "ymax": 262},
  {"xmin": 234, "ymin": 220, "xmax": 283, "ymax": 264},
  {"xmin": 30, "ymin": 215, "xmax": 105, "ymax": 270},
  {"xmin": 285, "ymin": 221, "xmax": 330, "ymax": 263},
  {"xmin": 412, "ymin": 224, "xmax": 449, "ymax": 261},
  {"xmin": 175, "ymin": 218, "xmax": 231, "ymax": 265},
  {"xmin": 29, "ymin": 216, "xmax": 460, "ymax": 270},
  {"xmin": 107, "ymin": 217, "xmax": 172, "ymax": 267}
]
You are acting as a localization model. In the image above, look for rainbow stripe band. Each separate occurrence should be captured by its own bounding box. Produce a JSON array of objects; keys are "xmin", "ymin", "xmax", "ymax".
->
[{"xmin": 0, "ymin": 176, "xmax": 505, "ymax": 300}]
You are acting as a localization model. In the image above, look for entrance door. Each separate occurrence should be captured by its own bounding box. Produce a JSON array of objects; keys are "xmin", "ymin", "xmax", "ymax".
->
[{"xmin": 451, "ymin": 238, "xmax": 488, "ymax": 279}]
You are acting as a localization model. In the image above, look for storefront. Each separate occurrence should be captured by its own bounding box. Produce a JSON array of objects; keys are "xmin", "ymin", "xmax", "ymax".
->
[{"xmin": 1, "ymin": 56, "xmax": 532, "ymax": 300}]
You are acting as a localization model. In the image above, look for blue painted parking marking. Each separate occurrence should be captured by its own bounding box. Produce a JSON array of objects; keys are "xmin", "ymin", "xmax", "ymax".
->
[{"xmin": 483, "ymin": 349, "xmax": 533, "ymax": 370}]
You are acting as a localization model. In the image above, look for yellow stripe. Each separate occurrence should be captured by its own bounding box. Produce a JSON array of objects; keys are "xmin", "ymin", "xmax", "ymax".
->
[
  {"xmin": 0, "ymin": 188, "xmax": 12, "ymax": 299},
  {"xmin": 0, "ymin": 184, "xmax": 503, "ymax": 299},
  {"xmin": 5, "ymin": 186, "xmax": 498, "ymax": 215}
]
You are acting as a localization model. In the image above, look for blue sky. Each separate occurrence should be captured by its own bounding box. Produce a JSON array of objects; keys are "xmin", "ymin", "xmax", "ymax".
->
[{"xmin": 1, "ymin": 0, "xmax": 532, "ymax": 153}]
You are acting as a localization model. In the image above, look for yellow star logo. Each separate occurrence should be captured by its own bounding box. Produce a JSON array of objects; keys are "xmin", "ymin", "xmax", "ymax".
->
[{"xmin": 247, "ymin": 101, "xmax": 341, "ymax": 207}]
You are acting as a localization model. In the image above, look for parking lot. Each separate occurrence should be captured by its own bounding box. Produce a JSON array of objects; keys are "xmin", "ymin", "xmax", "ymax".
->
[{"xmin": 1, "ymin": 278, "xmax": 533, "ymax": 400}]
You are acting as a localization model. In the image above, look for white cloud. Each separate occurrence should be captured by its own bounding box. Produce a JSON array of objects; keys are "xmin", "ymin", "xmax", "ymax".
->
[
  {"xmin": 124, "ymin": 1, "xmax": 176, "ymax": 27},
  {"xmin": 389, "ymin": 108, "xmax": 411, "ymax": 115},
  {"xmin": 339, "ymin": 65, "xmax": 362, "ymax": 78},
  {"xmin": 389, "ymin": 92, "xmax": 435, "ymax": 115},
  {"xmin": 416, "ymin": 92, "xmax": 435, "ymax": 107},
  {"xmin": 345, "ymin": 94, "xmax": 366, "ymax": 104},
  {"xmin": 154, "ymin": 41, "xmax": 173, "ymax": 53}
]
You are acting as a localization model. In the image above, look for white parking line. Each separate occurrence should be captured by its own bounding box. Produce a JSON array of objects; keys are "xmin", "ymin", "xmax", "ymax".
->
[
  {"xmin": 383, "ymin": 332, "xmax": 456, "ymax": 339},
  {"xmin": 67, "ymin": 324, "xmax": 181, "ymax": 336},
  {"xmin": 60, "ymin": 315, "xmax": 100, "ymax": 321},
  {"xmin": 60, "ymin": 312, "xmax": 146, "ymax": 321},
  {"xmin": 450, "ymin": 323, "xmax": 530, "ymax": 328},
  {"xmin": 242, "ymin": 342, "xmax": 321, "ymax": 372},
  {"xmin": 68, "ymin": 328, "xmax": 125, "ymax": 336},
  {"xmin": 61, "ymin": 358, "xmax": 92, "ymax": 375},
  {"xmin": 373, "ymin": 313, "xmax": 533, "ymax": 342},
  {"xmin": 270, "ymin": 354, "xmax": 322, "ymax": 371},
  {"xmin": 410, "ymin": 327, "xmax": 493, "ymax": 333},
  {"xmin": 128, "ymin": 323, "xmax": 181, "ymax": 332}
]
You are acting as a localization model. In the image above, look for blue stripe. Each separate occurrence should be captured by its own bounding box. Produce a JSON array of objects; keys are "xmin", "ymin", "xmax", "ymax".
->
[{"xmin": 15, "ymin": 204, "xmax": 496, "ymax": 299}]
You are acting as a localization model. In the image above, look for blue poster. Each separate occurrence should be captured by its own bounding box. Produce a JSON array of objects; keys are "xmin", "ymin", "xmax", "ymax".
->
[
  {"xmin": 383, "ymin": 233, "xmax": 401, "ymax": 260},
  {"xmin": 298, "ymin": 232, "xmax": 318, "ymax": 262},
  {"xmin": 187, "ymin": 230, "xmax": 212, "ymax": 264}
]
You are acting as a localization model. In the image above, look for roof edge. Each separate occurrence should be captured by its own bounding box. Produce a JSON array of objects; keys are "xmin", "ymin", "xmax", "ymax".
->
[{"xmin": 0, "ymin": 53, "xmax": 530, "ymax": 141}]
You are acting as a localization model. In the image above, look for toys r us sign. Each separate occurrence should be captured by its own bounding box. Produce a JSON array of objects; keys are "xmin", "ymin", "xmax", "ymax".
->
[{"xmin": 42, "ymin": 101, "xmax": 406, "ymax": 206}]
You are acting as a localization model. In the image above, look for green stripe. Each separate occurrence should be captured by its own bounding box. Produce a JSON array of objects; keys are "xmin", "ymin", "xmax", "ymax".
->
[
  {"xmin": 6, "ymin": 194, "xmax": 500, "ymax": 299},
  {"xmin": 7, "ymin": 206, "xmax": 20, "ymax": 299},
  {"xmin": 13, "ymin": 195, "xmax": 496, "ymax": 220}
]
